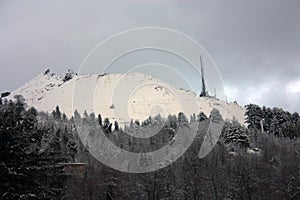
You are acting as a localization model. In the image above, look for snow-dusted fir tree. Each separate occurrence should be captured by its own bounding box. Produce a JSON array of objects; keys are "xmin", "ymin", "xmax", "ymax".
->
[{"xmin": 0, "ymin": 97, "xmax": 69, "ymax": 199}]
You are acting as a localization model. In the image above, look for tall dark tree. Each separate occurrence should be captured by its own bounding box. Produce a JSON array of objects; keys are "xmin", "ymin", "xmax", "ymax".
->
[
  {"xmin": 114, "ymin": 121, "xmax": 119, "ymax": 132},
  {"xmin": 197, "ymin": 111, "xmax": 208, "ymax": 122},
  {"xmin": 98, "ymin": 114, "xmax": 103, "ymax": 127},
  {"xmin": 190, "ymin": 113, "xmax": 196, "ymax": 122},
  {"xmin": 135, "ymin": 120, "xmax": 140, "ymax": 127},
  {"xmin": 178, "ymin": 112, "xmax": 188, "ymax": 124},
  {"xmin": 53, "ymin": 105, "xmax": 62, "ymax": 120},
  {"xmin": 83, "ymin": 110, "xmax": 89, "ymax": 119},
  {"xmin": 62, "ymin": 113, "xmax": 67, "ymax": 121},
  {"xmin": 142, "ymin": 116, "xmax": 153, "ymax": 126},
  {"xmin": 245, "ymin": 104, "xmax": 264, "ymax": 129},
  {"xmin": 89, "ymin": 112, "xmax": 96, "ymax": 121},
  {"xmin": 0, "ymin": 98, "xmax": 68, "ymax": 199},
  {"xmin": 103, "ymin": 118, "xmax": 112, "ymax": 133},
  {"xmin": 222, "ymin": 120, "xmax": 249, "ymax": 147},
  {"xmin": 167, "ymin": 114, "xmax": 177, "ymax": 130},
  {"xmin": 74, "ymin": 109, "xmax": 81, "ymax": 120},
  {"xmin": 129, "ymin": 119, "xmax": 134, "ymax": 129}
]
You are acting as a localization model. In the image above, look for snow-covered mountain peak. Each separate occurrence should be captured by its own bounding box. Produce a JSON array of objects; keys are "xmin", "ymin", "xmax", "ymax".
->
[{"xmin": 7, "ymin": 69, "xmax": 246, "ymax": 125}]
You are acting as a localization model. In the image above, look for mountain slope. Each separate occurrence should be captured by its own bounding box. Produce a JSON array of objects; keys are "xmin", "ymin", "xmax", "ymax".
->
[{"xmin": 8, "ymin": 69, "xmax": 245, "ymax": 125}]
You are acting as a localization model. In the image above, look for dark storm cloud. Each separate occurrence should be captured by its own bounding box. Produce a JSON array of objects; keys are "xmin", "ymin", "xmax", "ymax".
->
[{"xmin": 0, "ymin": 0, "xmax": 299, "ymax": 111}]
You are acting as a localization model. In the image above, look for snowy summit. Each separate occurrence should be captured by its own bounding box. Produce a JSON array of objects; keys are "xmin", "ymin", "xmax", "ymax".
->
[{"xmin": 8, "ymin": 69, "xmax": 245, "ymax": 125}]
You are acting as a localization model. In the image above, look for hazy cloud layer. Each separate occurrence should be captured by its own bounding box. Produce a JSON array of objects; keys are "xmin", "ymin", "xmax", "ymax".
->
[{"xmin": 0, "ymin": 0, "xmax": 299, "ymax": 112}]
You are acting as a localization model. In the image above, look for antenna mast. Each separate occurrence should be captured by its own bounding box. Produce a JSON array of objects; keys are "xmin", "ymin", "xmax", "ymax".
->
[{"xmin": 200, "ymin": 55, "xmax": 208, "ymax": 97}]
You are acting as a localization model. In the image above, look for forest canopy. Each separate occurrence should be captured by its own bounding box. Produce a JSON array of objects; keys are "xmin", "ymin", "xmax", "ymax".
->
[{"xmin": 0, "ymin": 97, "xmax": 299, "ymax": 199}]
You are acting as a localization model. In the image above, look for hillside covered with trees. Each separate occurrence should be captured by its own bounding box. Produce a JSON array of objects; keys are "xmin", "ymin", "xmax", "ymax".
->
[{"xmin": 1, "ymin": 96, "xmax": 300, "ymax": 199}]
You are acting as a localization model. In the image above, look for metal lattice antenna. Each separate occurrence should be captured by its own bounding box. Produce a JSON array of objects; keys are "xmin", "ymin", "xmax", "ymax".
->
[{"xmin": 200, "ymin": 55, "xmax": 207, "ymax": 97}]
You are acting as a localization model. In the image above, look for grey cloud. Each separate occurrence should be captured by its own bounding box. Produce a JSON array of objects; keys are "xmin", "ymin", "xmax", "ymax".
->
[{"xmin": 0, "ymin": 0, "xmax": 299, "ymax": 111}]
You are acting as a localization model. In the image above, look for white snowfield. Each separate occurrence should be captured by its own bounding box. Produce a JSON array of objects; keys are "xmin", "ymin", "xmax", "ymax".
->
[{"xmin": 8, "ymin": 70, "xmax": 245, "ymax": 125}]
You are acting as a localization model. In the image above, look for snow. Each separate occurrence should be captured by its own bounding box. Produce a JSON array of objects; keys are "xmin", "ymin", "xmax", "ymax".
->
[
  {"xmin": 8, "ymin": 70, "xmax": 246, "ymax": 125},
  {"xmin": 247, "ymin": 148, "xmax": 261, "ymax": 155}
]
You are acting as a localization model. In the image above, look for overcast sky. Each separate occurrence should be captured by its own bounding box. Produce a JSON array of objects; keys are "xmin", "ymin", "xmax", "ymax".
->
[{"xmin": 0, "ymin": 0, "xmax": 300, "ymax": 112}]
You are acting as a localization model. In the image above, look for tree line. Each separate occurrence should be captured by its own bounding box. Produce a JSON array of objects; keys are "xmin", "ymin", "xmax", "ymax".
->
[{"xmin": 1, "ymin": 97, "xmax": 300, "ymax": 199}]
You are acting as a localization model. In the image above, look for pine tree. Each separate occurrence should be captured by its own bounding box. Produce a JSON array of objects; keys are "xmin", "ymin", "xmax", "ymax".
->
[
  {"xmin": 190, "ymin": 113, "xmax": 196, "ymax": 122},
  {"xmin": 89, "ymin": 112, "xmax": 96, "ymax": 121},
  {"xmin": 53, "ymin": 105, "xmax": 62, "ymax": 120},
  {"xmin": 142, "ymin": 116, "xmax": 153, "ymax": 127},
  {"xmin": 108, "ymin": 123, "xmax": 112, "ymax": 133},
  {"xmin": 154, "ymin": 114, "xmax": 163, "ymax": 125},
  {"xmin": 83, "ymin": 110, "xmax": 89, "ymax": 119},
  {"xmin": 74, "ymin": 109, "xmax": 81, "ymax": 120},
  {"xmin": 0, "ymin": 98, "xmax": 69, "ymax": 199},
  {"xmin": 66, "ymin": 140, "xmax": 77, "ymax": 162},
  {"xmin": 114, "ymin": 121, "xmax": 119, "ymax": 132},
  {"xmin": 62, "ymin": 113, "xmax": 67, "ymax": 121},
  {"xmin": 167, "ymin": 114, "xmax": 177, "ymax": 130},
  {"xmin": 98, "ymin": 114, "xmax": 103, "ymax": 127},
  {"xmin": 129, "ymin": 119, "xmax": 134, "ymax": 129},
  {"xmin": 222, "ymin": 120, "xmax": 249, "ymax": 148},
  {"xmin": 135, "ymin": 120, "xmax": 140, "ymax": 127},
  {"xmin": 103, "ymin": 118, "xmax": 112, "ymax": 133},
  {"xmin": 197, "ymin": 112, "xmax": 208, "ymax": 122},
  {"xmin": 245, "ymin": 104, "xmax": 264, "ymax": 129},
  {"xmin": 178, "ymin": 112, "xmax": 188, "ymax": 124}
]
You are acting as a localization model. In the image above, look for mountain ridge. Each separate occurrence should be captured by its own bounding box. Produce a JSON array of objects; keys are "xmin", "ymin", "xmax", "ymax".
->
[{"xmin": 7, "ymin": 69, "xmax": 246, "ymax": 125}]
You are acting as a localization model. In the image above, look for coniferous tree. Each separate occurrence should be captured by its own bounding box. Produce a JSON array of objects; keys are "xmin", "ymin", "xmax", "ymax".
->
[
  {"xmin": 114, "ymin": 121, "xmax": 119, "ymax": 132},
  {"xmin": 74, "ymin": 109, "xmax": 81, "ymax": 120},
  {"xmin": 190, "ymin": 113, "xmax": 196, "ymax": 122},
  {"xmin": 154, "ymin": 114, "xmax": 163, "ymax": 125},
  {"xmin": 52, "ymin": 105, "xmax": 62, "ymax": 120},
  {"xmin": 245, "ymin": 104, "xmax": 264, "ymax": 130},
  {"xmin": 245, "ymin": 104, "xmax": 300, "ymax": 138},
  {"xmin": 62, "ymin": 113, "xmax": 67, "ymax": 121},
  {"xmin": 103, "ymin": 118, "xmax": 112, "ymax": 133},
  {"xmin": 167, "ymin": 114, "xmax": 177, "ymax": 130},
  {"xmin": 56, "ymin": 105, "xmax": 62, "ymax": 120},
  {"xmin": 134, "ymin": 120, "xmax": 140, "ymax": 127},
  {"xmin": 178, "ymin": 112, "xmax": 188, "ymax": 124},
  {"xmin": 129, "ymin": 119, "xmax": 134, "ymax": 129},
  {"xmin": 98, "ymin": 114, "xmax": 103, "ymax": 127},
  {"xmin": 0, "ymin": 98, "xmax": 69, "ymax": 199},
  {"xmin": 108, "ymin": 123, "xmax": 112, "ymax": 133},
  {"xmin": 142, "ymin": 116, "xmax": 153, "ymax": 127},
  {"xmin": 197, "ymin": 111, "xmax": 208, "ymax": 122},
  {"xmin": 83, "ymin": 110, "xmax": 89, "ymax": 119},
  {"xmin": 222, "ymin": 120, "xmax": 249, "ymax": 147},
  {"xmin": 89, "ymin": 113, "xmax": 96, "ymax": 121}
]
